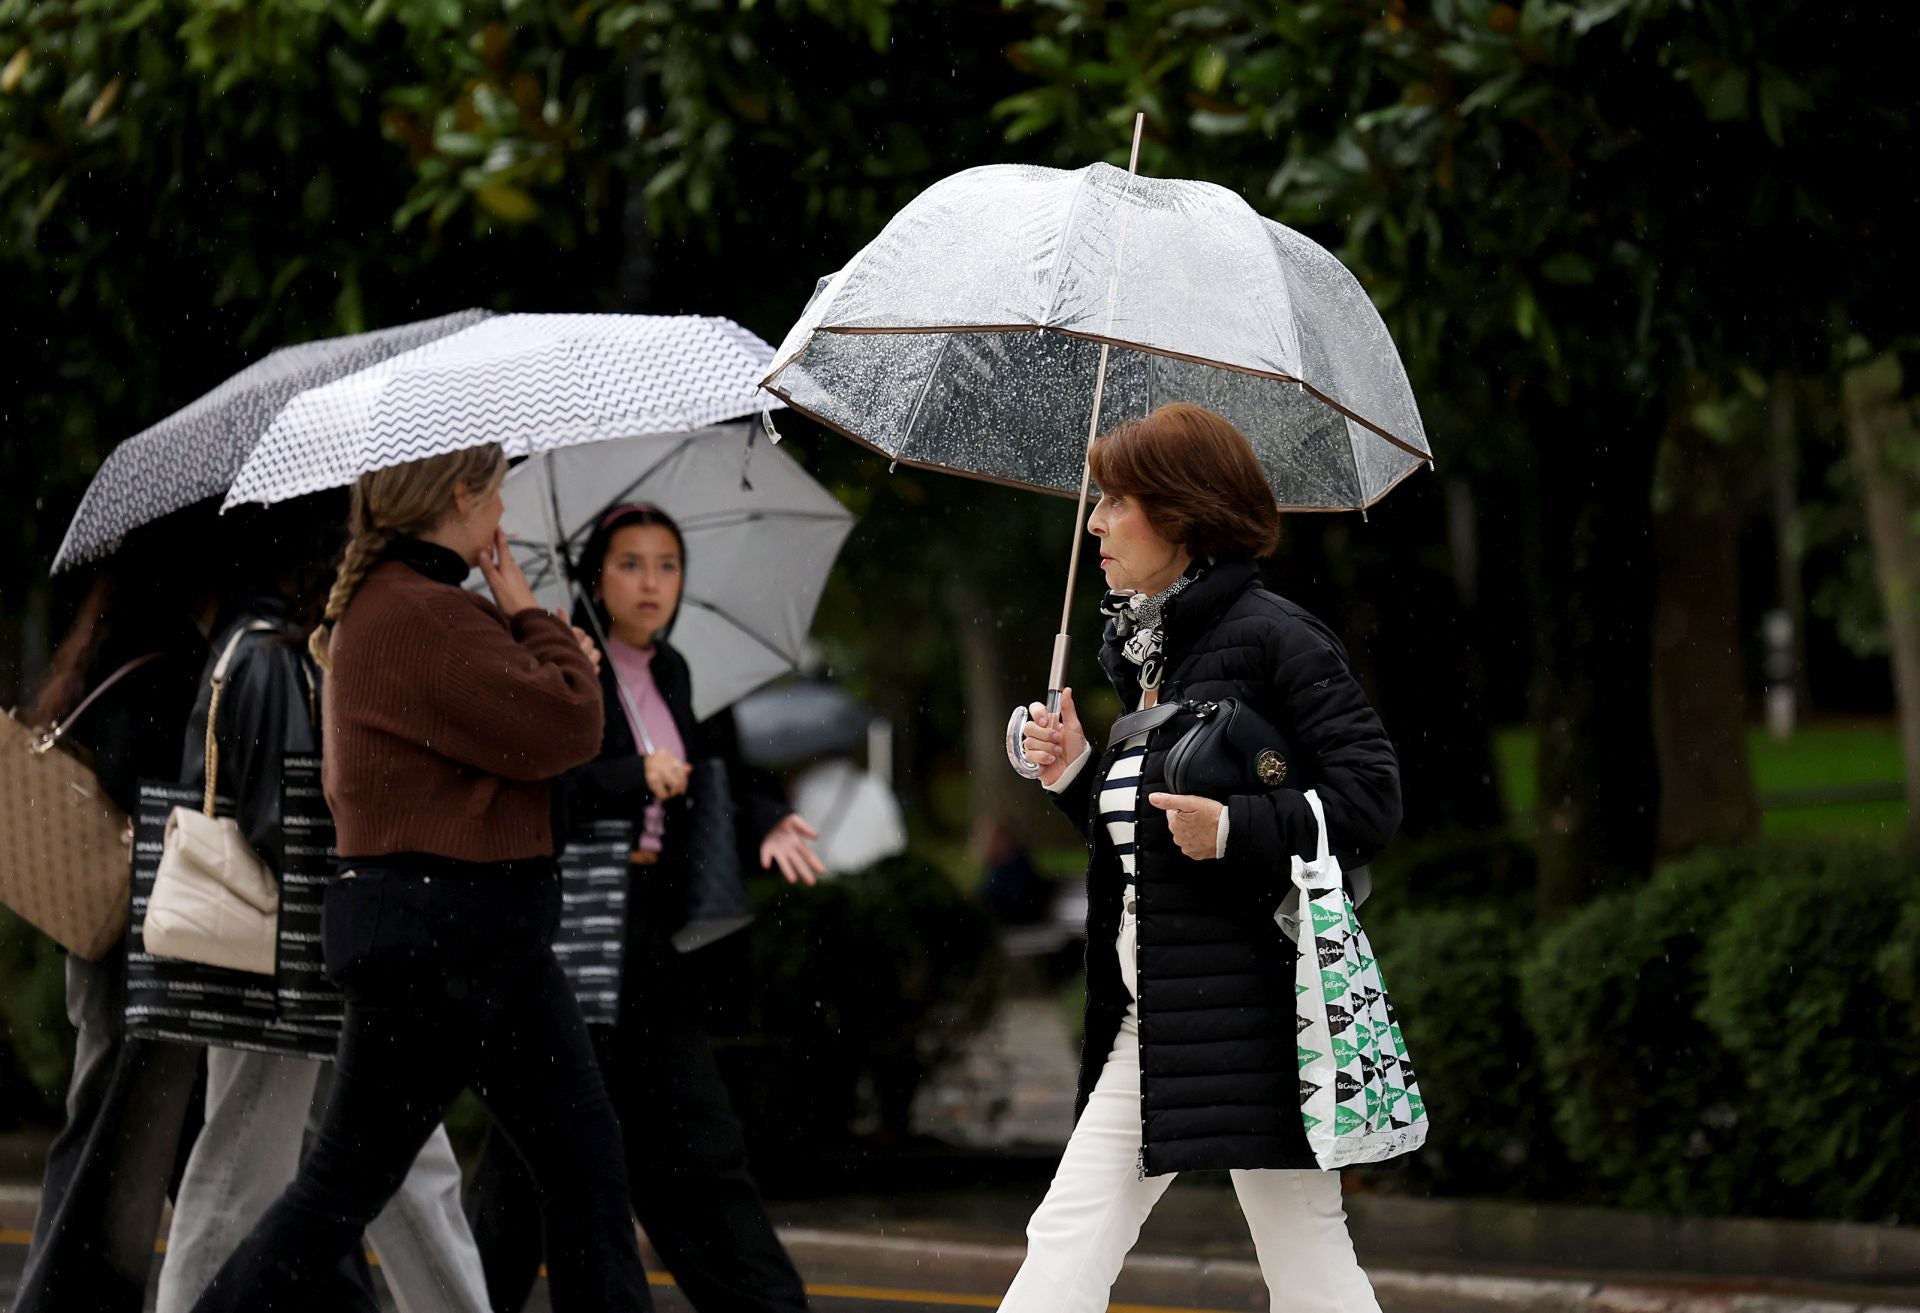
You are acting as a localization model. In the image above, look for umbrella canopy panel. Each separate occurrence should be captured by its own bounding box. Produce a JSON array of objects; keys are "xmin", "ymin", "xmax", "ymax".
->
[
  {"xmin": 763, "ymin": 162, "xmax": 1430, "ymax": 510},
  {"xmin": 773, "ymin": 330, "xmax": 1389, "ymax": 508},
  {"xmin": 498, "ymin": 421, "xmax": 854, "ymax": 721},
  {"xmin": 53, "ymin": 309, "xmax": 490, "ymax": 572},
  {"xmin": 225, "ymin": 314, "xmax": 779, "ymax": 511}
]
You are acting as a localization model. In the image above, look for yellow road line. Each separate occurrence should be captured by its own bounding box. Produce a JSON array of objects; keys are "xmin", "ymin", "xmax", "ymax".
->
[{"xmin": 805, "ymin": 1284, "xmax": 1000, "ymax": 1308}]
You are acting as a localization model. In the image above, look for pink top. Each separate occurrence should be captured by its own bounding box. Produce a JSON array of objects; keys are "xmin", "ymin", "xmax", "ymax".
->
[{"xmin": 605, "ymin": 637, "xmax": 689, "ymax": 854}]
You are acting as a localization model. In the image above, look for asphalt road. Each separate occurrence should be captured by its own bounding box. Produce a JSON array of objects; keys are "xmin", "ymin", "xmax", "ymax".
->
[{"xmin": 0, "ymin": 1236, "xmax": 1034, "ymax": 1313}]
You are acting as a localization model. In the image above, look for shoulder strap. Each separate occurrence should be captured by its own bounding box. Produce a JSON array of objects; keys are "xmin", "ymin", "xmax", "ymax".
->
[
  {"xmin": 39, "ymin": 651, "xmax": 167, "ymax": 749},
  {"xmin": 201, "ymin": 621, "xmax": 279, "ymax": 817}
]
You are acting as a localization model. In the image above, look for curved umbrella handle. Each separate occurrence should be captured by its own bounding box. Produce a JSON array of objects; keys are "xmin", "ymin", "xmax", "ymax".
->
[{"xmin": 1004, "ymin": 690, "xmax": 1063, "ymax": 781}]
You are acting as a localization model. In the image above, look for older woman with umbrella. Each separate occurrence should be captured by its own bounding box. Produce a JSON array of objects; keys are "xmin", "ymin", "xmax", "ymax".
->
[
  {"xmin": 1011, "ymin": 402, "xmax": 1400, "ymax": 1309},
  {"xmin": 762, "ymin": 130, "xmax": 1430, "ymax": 1311}
]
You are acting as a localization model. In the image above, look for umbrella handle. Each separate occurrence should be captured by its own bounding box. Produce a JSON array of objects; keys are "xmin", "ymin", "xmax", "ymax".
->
[{"xmin": 1005, "ymin": 685, "xmax": 1065, "ymax": 781}]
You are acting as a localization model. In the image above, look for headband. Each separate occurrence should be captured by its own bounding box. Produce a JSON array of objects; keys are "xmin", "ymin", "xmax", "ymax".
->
[{"xmin": 596, "ymin": 502, "xmax": 661, "ymax": 532}]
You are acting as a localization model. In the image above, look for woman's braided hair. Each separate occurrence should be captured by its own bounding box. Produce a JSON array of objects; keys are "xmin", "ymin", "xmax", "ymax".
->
[{"xmin": 309, "ymin": 444, "xmax": 508, "ymax": 670}]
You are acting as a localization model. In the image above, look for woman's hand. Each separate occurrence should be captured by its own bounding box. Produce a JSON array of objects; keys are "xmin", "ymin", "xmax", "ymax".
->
[
  {"xmin": 1148, "ymin": 792, "xmax": 1225, "ymax": 861},
  {"xmin": 760, "ymin": 813, "xmax": 827, "ymax": 886},
  {"xmin": 643, "ymin": 750, "xmax": 690, "ymax": 800},
  {"xmin": 478, "ymin": 529, "xmax": 539, "ymax": 616},
  {"xmin": 567, "ymin": 621, "xmax": 603, "ymax": 673},
  {"xmin": 1020, "ymin": 687, "xmax": 1087, "ymax": 789}
]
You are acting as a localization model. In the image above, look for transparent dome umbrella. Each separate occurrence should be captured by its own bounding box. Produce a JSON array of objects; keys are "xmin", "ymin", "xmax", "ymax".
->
[
  {"xmin": 496, "ymin": 420, "xmax": 854, "ymax": 723},
  {"xmin": 758, "ymin": 117, "xmax": 1433, "ymax": 775},
  {"xmin": 52, "ymin": 309, "xmax": 491, "ymax": 573}
]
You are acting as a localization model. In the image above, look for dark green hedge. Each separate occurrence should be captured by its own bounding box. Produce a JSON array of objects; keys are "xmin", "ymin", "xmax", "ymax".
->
[
  {"xmin": 1694, "ymin": 848, "xmax": 1920, "ymax": 1221},
  {"xmin": 1370, "ymin": 839, "xmax": 1920, "ymax": 1223},
  {"xmin": 1363, "ymin": 901, "xmax": 1568, "ymax": 1197},
  {"xmin": 1518, "ymin": 853, "xmax": 1779, "ymax": 1214}
]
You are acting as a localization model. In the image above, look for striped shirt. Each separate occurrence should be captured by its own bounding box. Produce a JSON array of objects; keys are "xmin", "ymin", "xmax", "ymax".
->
[{"xmin": 1100, "ymin": 732, "xmax": 1150, "ymax": 885}]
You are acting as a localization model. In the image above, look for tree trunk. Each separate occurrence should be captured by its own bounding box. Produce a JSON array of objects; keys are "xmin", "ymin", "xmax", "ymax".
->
[
  {"xmin": 1651, "ymin": 428, "xmax": 1760, "ymax": 854},
  {"xmin": 1841, "ymin": 353, "xmax": 1920, "ymax": 838},
  {"xmin": 1768, "ymin": 376, "xmax": 1814, "ymax": 713},
  {"xmin": 1529, "ymin": 400, "xmax": 1662, "ymax": 916}
]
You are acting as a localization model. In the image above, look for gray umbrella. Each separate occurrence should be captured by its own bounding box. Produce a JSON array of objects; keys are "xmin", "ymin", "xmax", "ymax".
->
[
  {"xmin": 52, "ymin": 309, "xmax": 490, "ymax": 572},
  {"xmin": 498, "ymin": 420, "xmax": 855, "ymax": 722}
]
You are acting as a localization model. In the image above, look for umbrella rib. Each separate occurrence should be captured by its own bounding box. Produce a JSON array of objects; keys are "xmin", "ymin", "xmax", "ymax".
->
[
  {"xmin": 1041, "ymin": 166, "xmax": 1099, "ymax": 329},
  {"xmin": 895, "ymin": 331, "xmax": 958, "ymax": 470},
  {"xmin": 568, "ymin": 434, "xmax": 703, "ymax": 536},
  {"xmin": 679, "ymin": 597, "xmax": 799, "ymax": 669}
]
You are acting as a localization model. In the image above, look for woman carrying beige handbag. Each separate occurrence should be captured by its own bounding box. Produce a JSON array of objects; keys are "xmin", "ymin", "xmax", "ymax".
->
[
  {"xmin": 144, "ymin": 618, "xmax": 283, "ymax": 974},
  {"xmin": 12, "ymin": 519, "xmax": 216, "ymax": 1313}
]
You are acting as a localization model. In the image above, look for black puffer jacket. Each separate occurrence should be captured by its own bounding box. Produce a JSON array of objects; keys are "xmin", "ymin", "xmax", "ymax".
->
[{"xmin": 1054, "ymin": 559, "xmax": 1401, "ymax": 1175}]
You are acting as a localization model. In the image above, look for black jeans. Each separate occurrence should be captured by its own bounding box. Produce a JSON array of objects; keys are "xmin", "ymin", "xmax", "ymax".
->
[
  {"xmin": 467, "ymin": 925, "xmax": 807, "ymax": 1313},
  {"xmin": 190, "ymin": 863, "xmax": 652, "ymax": 1313}
]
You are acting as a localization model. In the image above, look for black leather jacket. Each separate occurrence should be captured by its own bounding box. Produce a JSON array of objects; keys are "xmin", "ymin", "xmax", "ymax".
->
[{"xmin": 178, "ymin": 595, "xmax": 319, "ymax": 875}]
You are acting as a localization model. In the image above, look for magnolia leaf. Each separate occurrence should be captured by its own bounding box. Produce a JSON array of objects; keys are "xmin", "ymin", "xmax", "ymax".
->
[
  {"xmin": 474, "ymin": 180, "xmax": 540, "ymax": 222},
  {"xmin": 1, "ymin": 47, "xmax": 28, "ymax": 95}
]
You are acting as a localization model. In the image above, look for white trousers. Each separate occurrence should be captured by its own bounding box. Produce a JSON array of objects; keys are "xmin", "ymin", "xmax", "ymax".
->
[
  {"xmin": 999, "ymin": 904, "xmax": 1381, "ymax": 1313},
  {"xmin": 154, "ymin": 1048, "xmax": 491, "ymax": 1313}
]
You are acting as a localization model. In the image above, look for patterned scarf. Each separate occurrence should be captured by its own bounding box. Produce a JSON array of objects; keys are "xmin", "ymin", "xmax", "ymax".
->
[{"xmin": 1100, "ymin": 562, "xmax": 1204, "ymax": 692}]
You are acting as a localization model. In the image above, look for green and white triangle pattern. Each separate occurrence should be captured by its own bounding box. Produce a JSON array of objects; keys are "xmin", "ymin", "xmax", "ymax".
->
[{"xmin": 1292, "ymin": 882, "xmax": 1429, "ymax": 1170}]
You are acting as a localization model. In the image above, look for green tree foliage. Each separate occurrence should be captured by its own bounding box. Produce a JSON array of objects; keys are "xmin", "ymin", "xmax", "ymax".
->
[
  {"xmin": 0, "ymin": 0, "xmax": 1024, "ymax": 730},
  {"xmin": 3, "ymin": 0, "xmax": 1910, "ymax": 877}
]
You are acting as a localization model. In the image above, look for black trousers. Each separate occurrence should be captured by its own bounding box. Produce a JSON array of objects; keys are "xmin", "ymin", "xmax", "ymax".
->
[
  {"xmin": 190, "ymin": 865, "xmax": 652, "ymax": 1313},
  {"xmin": 19, "ymin": 947, "xmax": 383, "ymax": 1313},
  {"xmin": 14, "ymin": 947, "xmax": 203, "ymax": 1313},
  {"xmin": 467, "ymin": 926, "xmax": 807, "ymax": 1313}
]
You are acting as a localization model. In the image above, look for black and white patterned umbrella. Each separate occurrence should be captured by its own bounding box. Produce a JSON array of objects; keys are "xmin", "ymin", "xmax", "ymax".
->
[
  {"xmin": 222, "ymin": 315, "xmax": 779, "ymax": 510},
  {"xmin": 51, "ymin": 309, "xmax": 491, "ymax": 573}
]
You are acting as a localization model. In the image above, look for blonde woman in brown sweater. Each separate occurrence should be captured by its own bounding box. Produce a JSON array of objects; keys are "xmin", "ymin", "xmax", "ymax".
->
[{"xmin": 190, "ymin": 446, "xmax": 654, "ymax": 1313}]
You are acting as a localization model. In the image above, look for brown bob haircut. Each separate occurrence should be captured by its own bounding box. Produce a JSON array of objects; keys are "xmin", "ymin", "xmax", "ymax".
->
[{"xmin": 1087, "ymin": 403, "xmax": 1281, "ymax": 560}]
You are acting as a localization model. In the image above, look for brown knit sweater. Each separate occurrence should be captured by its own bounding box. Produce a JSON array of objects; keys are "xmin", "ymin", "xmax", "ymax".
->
[{"xmin": 322, "ymin": 555, "xmax": 604, "ymax": 862}]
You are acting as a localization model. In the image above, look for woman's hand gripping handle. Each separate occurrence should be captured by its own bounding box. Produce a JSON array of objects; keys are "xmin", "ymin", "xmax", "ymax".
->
[{"xmin": 1012, "ymin": 687, "xmax": 1086, "ymax": 789}]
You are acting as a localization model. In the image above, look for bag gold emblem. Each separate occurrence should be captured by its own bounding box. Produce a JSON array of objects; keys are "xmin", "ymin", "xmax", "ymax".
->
[{"xmin": 1256, "ymin": 748, "xmax": 1289, "ymax": 787}]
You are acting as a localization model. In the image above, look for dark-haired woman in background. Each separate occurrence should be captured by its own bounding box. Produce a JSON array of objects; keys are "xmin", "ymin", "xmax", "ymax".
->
[
  {"xmin": 15, "ymin": 516, "xmax": 216, "ymax": 1313},
  {"xmin": 467, "ymin": 503, "xmax": 824, "ymax": 1313}
]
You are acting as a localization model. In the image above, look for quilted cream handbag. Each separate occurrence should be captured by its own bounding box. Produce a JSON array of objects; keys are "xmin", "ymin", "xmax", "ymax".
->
[
  {"xmin": 145, "ymin": 624, "xmax": 279, "ymax": 976},
  {"xmin": 0, "ymin": 654, "xmax": 161, "ymax": 960}
]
